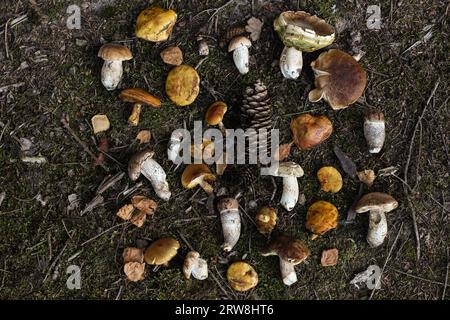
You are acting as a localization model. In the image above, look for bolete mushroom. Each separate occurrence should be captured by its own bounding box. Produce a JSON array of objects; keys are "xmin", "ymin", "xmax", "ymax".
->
[
  {"xmin": 267, "ymin": 162, "xmax": 304, "ymax": 211},
  {"xmin": 354, "ymin": 192, "xmax": 398, "ymax": 248},
  {"xmin": 98, "ymin": 43, "xmax": 133, "ymax": 91},
  {"xmin": 165, "ymin": 65, "xmax": 200, "ymax": 106},
  {"xmin": 317, "ymin": 166, "xmax": 343, "ymax": 193},
  {"xmin": 181, "ymin": 164, "xmax": 216, "ymax": 194},
  {"xmin": 274, "ymin": 11, "xmax": 335, "ymax": 80},
  {"xmin": 306, "ymin": 200, "xmax": 339, "ymax": 239},
  {"xmin": 290, "ymin": 114, "xmax": 333, "ymax": 150},
  {"xmin": 205, "ymin": 101, "xmax": 227, "ymax": 132},
  {"xmin": 183, "ymin": 251, "xmax": 208, "ymax": 280},
  {"xmin": 309, "ymin": 49, "xmax": 367, "ymax": 110},
  {"xmin": 364, "ymin": 109, "xmax": 385, "ymax": 153},
  {"xmin": 228, "ymin": 36, "xmax": 252, "ymax": 75},
  {"xmin": 128, "ymin": 150, "xmax": 171, "ymax": 201},
  {"xmin": 226, "ymin": 261, "xmax": 258, "ymax": 292},
  {"xmin": 135, "ymin": 7, "xmax": 177, "ymax": 42},
  {"xmin": 255, "ymin": 206, "xmax": 277, "ymax": 235},
  {"xmin": 261, "ymin": 233, "xmax": 310, "ymax": 286},
  {"xmin": 218, "ymin": 197, "xmax": 241, "ymax": 252},
  {"xmin": 144, "ymin": 237, "xmax": 180, "ymax": 266},
  {"xmin": 120, "ymin": 88, "xmax": 161, "ymax": 126}
]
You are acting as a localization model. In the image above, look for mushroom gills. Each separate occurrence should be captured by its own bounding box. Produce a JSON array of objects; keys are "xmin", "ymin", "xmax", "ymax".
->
[
  {"xmin": 279, "ymin": 46, "xmax": 303, "ymax": 79},
  {"xmin": 279, "ymin": 259, "xmax": 297, "ymax": 286},
  {"xmin": 220, "ymin": 207, "xmax": 241, "ymax": 252},
  {"xmin": 232, "ymin": 45, "xmax": 250, "ymax": 75},
  {"xmin": 101, "ymin": 60, "xmax": 123, "ymax": 91},
  {"xmin": 140, "ymin": 158, "xmax": 171, "ymax": 201},
  {"xmin": 280, "ymin": 176, "xmax": 299, "ymax": 211},
  {"xmin": 367, "ymin": 210, "xmax": 387, "ymax": 247}
]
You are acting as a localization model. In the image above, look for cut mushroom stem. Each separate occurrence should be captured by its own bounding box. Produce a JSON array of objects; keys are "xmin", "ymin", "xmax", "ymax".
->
[
  {"xmin": 364, "ymin": 109, "xmax": 385, "ymax": 153},
  {"xmin": 279, "ymin": 259, "xmax": 297, "ymax": 286},
  {"xmin": 367, "ymin": 209, "xmax": 388, "ymax": 248},
  {"xmin": 279, "ymin": 46, "xmax": 303, "ymax": 80},
  {"xmin": 218, "ymin": 198, "xmax": 241, "ymax": 252},
  {"xmin": 128, "ymin": 103, "xmax": 142, "ymax": 126}
]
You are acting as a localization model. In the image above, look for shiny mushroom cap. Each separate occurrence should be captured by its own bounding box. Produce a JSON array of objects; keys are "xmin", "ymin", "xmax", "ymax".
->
[
  {"xmin": 98, "ymin": 43, "xmax": 133, "ymax": 61},
  {"xmin": 226, "ymin": 261, "xmax": 258, "ymax": 292},
  {"xmin": 255, "ymin": 206, "xmax": 277, "ymax": 235},
  {"xmin": 268, "ymin": 161, "xmax": 304, "ymax": 178},
  {"xmin": 120, "ymin": 88, "xmax": 161, "ymax": 107},
  {"xmin": 309, "ymin": 49, "xmax": 367, "ymax": 110},
  {"xmin": 144, "ymin": 237, "xmax": 180, "ymax": 265},
  {"xmin": 205, "ymin": 101, "xmax": 228, "ymax": 125},
  {"xmin": 261, "ymin": 233, "xmax": 310, "ymax": 265},
  {"xmin": 181, "ymin": 164, "xmax": 216, "ymax": 189},
  {"xmin": 128, "ymin": 149, "xmax": 154, "ymax": 181},
  {"xmin": 165, "ymin": 65, "xmax": 200, "ymax": 106},
  {"xmin": 290, "ymin": 113, "xmax": 333, "ymax": 150},
  {"xmin": 135, "ymin": 7, "xmax": 177, "ymax": 42},
  {"xmin": 306, "ymin": 200, "xmax": 339, "ymax": 236},
  {"xmin": 355, "ymin": 192, "xmax": 398, "ymax": 213},
  {"xmin": 273, "ymin": 11, "xmax": 335, "ymax": 52},
  {"xmin": 228, "ymin": 36, "xmax": 252, "ymax": 52}
]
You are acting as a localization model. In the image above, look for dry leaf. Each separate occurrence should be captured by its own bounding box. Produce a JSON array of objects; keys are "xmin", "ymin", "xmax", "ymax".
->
[
  {"xmin": 130, "ymin": 210, "xmax": 147, "ymax": 227},
  {"xmin": 124, "ymin": 262, "xmax": 145, "ymax": 282},
  {"xmin": 95, "ymin": 136, "xmax": 109, "ymax": 167},
  {"xmin": 91, "ymin": 114, "xmax": 110, "ymax": 134},
  {"xmin": 378, "ymin": 166, "xmax": 398, "ymax": 177},
  {"xmin": 357, "ymin": 169, "xmax": 376, "ymax": 187},
  {"xmin": 117, "ymin": 204, "xmax": 134, "ymax": 221},
  {"xmin": 333, "ymin": 146, "xmax": 357, "ymax": 178},
  {"xmin": 274, "ymin": 142, "xmax": 293, "ymax": 161},
  {"xmin": 131, "ymin": 196, "xmax": 157, "ymax": 216},
  {"xmin": 123, "ymin": 247, "xmax": 144, "ymax": 264},
  {"xmin": 321, "ymin": 248, "xmax": 339, "ymax": 267},
  {"xmin": 245, "ymin": 17, "xmax": 263, "ymax": 41},
  {"xmin": 136, "ymin": 130, "xmax": 151, "ymax": 144}
]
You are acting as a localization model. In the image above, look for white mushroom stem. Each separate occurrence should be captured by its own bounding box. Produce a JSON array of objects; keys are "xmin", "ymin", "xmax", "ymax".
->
[
  {"xmin": 184, "ymin": 252, "xmax": 208, "ymax": 280},
  {"xmin": 279, "ymin": 46, "xmax": 303, "ymax": 80},
  {"xmin": 167, "ymin": 130, "xmax": 184, "ymax": 164},
  {"xmin": 220, "ymin": 207, "xmax": 241, "ymax": 252},
  {"xmin": 232, "ymin": 45, "xmax": 250, "ymax": 75},
  {"xmin": 367, "ymin": 209, "xmax": 388, "ymax": 248},
  {"xmin": 140, "ymin": 158, "xmax": 171, "ymax": 201},
  {"xmin": 364, "ymin": 118, "xmax": 385, "ymax": 154},
  {"xmin": 280, "ymin": 176, "xmax": 299, "ymax": 211},
  {"xmin": 279, "ymin": 258, "xmax": 297, "ymax": 286},
  {"xmin": 101, "ymin": 60, "xmax": 123, "ymax": 91}
]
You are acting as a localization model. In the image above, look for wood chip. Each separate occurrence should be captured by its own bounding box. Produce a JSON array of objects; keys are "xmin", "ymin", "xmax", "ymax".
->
[
  {"xmin": 321, "ymin": 248, "xmax": 339, "ymax": 267},
  {"xmin": 130, "ymin": 210, "xmax": 147, "ymax": 227},
  {"xmin": 131, "ymin": 196, "xmax": 157, "ymax": 216}
]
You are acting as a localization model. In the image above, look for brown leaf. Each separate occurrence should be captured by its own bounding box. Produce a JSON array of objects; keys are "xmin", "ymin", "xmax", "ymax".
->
[
  {"xmin": 321, "ymin": 248, "xmax": 338, "ymax": 267},
  {"xmin": 245, "ymin": 17, "xmax": 263, "ymax": 41},
  {"xmin": 333, "ymin": 146, "xmax": 357, "ymax": 178},
  {"xmin": 274, "ymin": 142, "xmax": 293, "ymax": 161},
  {"xmin": 357, "ymin": 169, "xmax": 376, "ymax": 187},
  {"xmin": 131, "ymin": 196, "xmax": 157, "ymax": 216},
  {"xmin": 123, "ymin": 247, "xmax": 144, "ymax": 264},
  {"xmin": 160, "ymin": 46, "xmax": 183, "ymax": 66},
  {"xmin": 130, "ymin": 210, "xmax": 147, "ymax": 228},
  {"xmin": 124, "ymin": 262, "xmax": 145, "ymax": 282},
  {"xmin": 136, "ymin": 130, "xmax": 151, "ymax": 144},
  {"xmin": 94, "ymin": 136, "xmax": 109, "ymax": 167},
  {"xmin": 116, "ymin": 204, "xmax": 134, "ymax": 221}
]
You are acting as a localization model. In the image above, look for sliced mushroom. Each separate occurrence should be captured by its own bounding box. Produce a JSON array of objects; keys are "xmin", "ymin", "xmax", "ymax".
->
[{"xmin": 183, "ymin": 251, "xmax": 208, "ymax": 280}]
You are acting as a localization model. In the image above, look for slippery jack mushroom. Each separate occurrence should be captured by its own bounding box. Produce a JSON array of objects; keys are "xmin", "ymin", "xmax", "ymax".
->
[
  {"xmin": 144, "ymin": 237, "xmax": 180, "ymax": 266},
  {"xmin": 205, "ymin": 101, "xmax": 228, "ymax": 133},
  {"xmin": 120, "ymin": 88, "xmax": 161, "ymax": 126},
  {"xmin": 306, "ymin": 200, "xmax": 339, "ymax": 239},
  {"xmin": 354, "ymin": 192, "xmax": 398, "ymax": 248},
  {"xmin": 228, "ymin": 36, "xmax": 252, "ymax": 75},
  {"xmin": 98, "ymin": 43, "xmax": 133, "ymax": 91},
  {"xmin": 165, "ymin": 65, "xmax": 200, "ymax": 106},
  {"xmin": 226, "ymin": 261, "xmax": 258, "ymax": 292},
  {"xmin": 261, "ymin": 233, "xmax": 310, "ymax": 286},
  {"xmin": 267, "ymin": 162, "xmax": 304, "ymax": 211},
  {"xmin": 183, "ymin": 251, "xmax": 208, "ymax": 280},
  {"xmin": 364, "ymin": 109, "xmax": 385, "ymax": 153},
  {"xmin": 128, "ymin": 150, "xmax": 171, "ymax": 201},
  {"xmin": 274, "ymin": 11, "xmax": 335, "ymax": 80},
  {"xmin": 181, "ymin": 164, "xmax": 216, "ymax": 195},
  {"xmin": 218, "ymin": 197, "xmax": 241, "ymax": 252},
  {"xmin": 135, "ymin": 7, "xmax": 177, "ymax": 42}
]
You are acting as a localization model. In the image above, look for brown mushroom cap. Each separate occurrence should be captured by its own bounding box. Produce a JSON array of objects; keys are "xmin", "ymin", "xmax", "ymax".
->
[
  {"xmin": 98, "ymin": 43, "xmax": 133, "ymax": 61},
  {"xmin": 309, "ymin": 49, "xmax": 367, "ymax": 110},
  {"xmin": 355, "ymin": 192, "xmax": 398, "ymax": 213},
  {"xmin": 228, "ymin": 36, "xmax": 252, "ymax": 52},
  {"xmin": 144, "ymin": 237, "xmax": 180, "ymax": 265},
  {"xmin": 290, "ymin": 114, "xmax": 333, "ymax": 150},
  {"xmin": 120, "ymin": 88, "xmax": 161, "ymax": 107},
  {"xmin": 226, "ymin": 261, "xmax": 258, "ymax": 292},
  {"xmin": 261, "ymin": 233, "xmax": 310, "ymax": 265},
  {"xmin": 255, "ymin": 206, "xmax": 277, "ymax": 235},
  {"xmin": 181, "ymin": 164, "xmax": 216, "ymax": 189},
  {"xmin": 205, "ymin": 101, "xmax": 228, "ymax": 125},
  {"xmin": 128, "ymin": 149, "xmax": 154, "ymax": 181},
  {"xmin": 217, "ymin": 197, "xmax": 239, "ymax": 213}
]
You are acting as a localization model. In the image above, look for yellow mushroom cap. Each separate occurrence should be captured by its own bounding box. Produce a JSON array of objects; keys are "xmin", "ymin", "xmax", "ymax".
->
[
  {"xmin": 98, "ymin": 43, "xmax": 133, "ymax": 61},
  {"xmin": 255, "ymin": 206, "xmax": 277, "ymax": 235},
  {"xmin": 144, "ymin": 237, "xmax": 180, "ymax": 265},
  {"xmin": 135, "ymin": 7, "xmax": 177, "ymax": 42},
  {"xmin": 165, "ymin": 65, "xmax": 200, "ymax": 106},
  {"xmin": 181, "ymin": 164, "xmax": 216, "ymax": 189},
  {"xmin": 306, "ymin": 200, "xmax": 339, "ymax": 236},
  {"xmin": 317, "ymin": 166, "xmax": 343, "ymax": 193},
  {"xmin": 226, "ymin": 261, "xmax": 258, "ymax": 292},
  {"xmin": 205, "ymin": 101, "xmax": 228, "ymax": 125}
]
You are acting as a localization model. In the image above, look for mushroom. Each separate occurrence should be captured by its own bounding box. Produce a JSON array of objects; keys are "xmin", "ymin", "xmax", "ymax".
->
[
  {"xmin": 354, "ymin": 192, "xmax": 398, "ymax": 247},
  {"xmin": 364, "ymin": 109, "xmax": 385, "ymax": 153},
  {"xmin": 267, "ymin": 162, "xmax": 304, "ymax": 211},
  {"xmin": 317, "ymin": 166, "xmax": 343, "ymax": 193},
  {"xmin": 135, "ymin": 7, "xmax": 177, "ymax": 42},
  {"xmin": 261, "ymin": 233, "xmax": 310, "ymax": 286},
  {"xmin": 120, "ymin": 88, "xmax": 161, "ymax": 126},
  {"xmin": 228, "ymin": 36, "xmax": 252, "ymax": 75},
  {"xmin": 97, "ymin": 43, "xmax": 133, "ymax": 91},
  {"xmin": 309, "ymin": 49, "xmax": 367, "ymax": 110},
  {"xmin": 274, "ymin": 11, "xmax": 335, "ymax": 80},
  {"xmin": 255, "ymin": 206, "xmax": 277, "ymax": 235},
  {"xmin": 160, "ymin": 46, "xmax": 183, "ymax": 66},
  {"xmin": 91, "ymin": 114, "xmax": 110, "ymax": 134},
  {"xmin": 181, "ymin": 164, "xmax": 216, "ymax": 195},
  {"xmin": 165, "ymin": 65, "xmax": 200, "ymax": 106},
  {"xmin": 218, "ymin": 197, "xmax": 241, "ymax": 252},
  {"xmin": 144, "ymin": 237, "xmax": 180, "ymax": 266},
  {"xmin": 290, "ymin": 114, "xmax": 333, "ymax": 150},
  {"xmin": 128, "ymin": 149, "xmax": 171, "ymax": 201},
  {"xmin": 306, "ymin": 200, "xmax": 339, "ymax": 239},
  {"xmin": 226, "ymin": 261, "xmax": 258, "ymax": 292},
  {"xmin": 197, "ymin": 36, "xmax": 209, "ymax": 56},
  {"xmin": 183, "ymin": 251, "xmax": 208, "ymax": 280},
  {"xmin": 205, "ymin": 101, "xmax": 227, "ymax": 133}
]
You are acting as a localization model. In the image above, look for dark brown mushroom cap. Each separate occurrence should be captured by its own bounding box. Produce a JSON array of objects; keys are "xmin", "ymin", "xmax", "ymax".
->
[
  {"xmin": 128, "ymin": 149, "xmax": 154, "ymax": 181},
  {"xmin": 217, "ymin": 197, "xmax": 239, "ymax": 212},
  {"xmin": 98, "ymin": 43, "xmax": 133, "ymax": 61},
  {"xmin": 309, "ymin": 49, "xmax": 366, "ymax": 110},
  {"xmin": 120, "ymin": 88, "xmax": 161, "ymax": 107},
  {"xmin": 355, "ymin": 192, "xmax": 398, "ymax": 213},
  {"xmin": 261, "ymin": 233, "xmax": 310, "ymax": 265}
]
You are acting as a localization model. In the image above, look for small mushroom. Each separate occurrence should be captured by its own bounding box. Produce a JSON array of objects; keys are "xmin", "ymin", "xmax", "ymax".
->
[
  {"xmin": 128, "ymin": 150, "xmax": 171, "ymax": 201},
  {"xmin": 160, "ymin": 46, "xmax": 183, "ymax": 66},
  {"xmin": 218, "ymin": 197, "xmax": 241, "ymax": 252},
  {"xmin": 120, "ymin": 88, "xmax": 161, "ymax": 126},
  {"xmin": 228, "ymin": 36, "xmax": 252, "ymax": 75},
  {"xmin": 98, "ymin": 43, "xmax": 133, "ymax": 91},
  {"xmin": 205, "ymin": 101, "xmax": 227, "ymax": 132},
  {"xmin": 165, "ymin": 65, "xmax": 200, "ymax": 106},
  {"xmin": 309, "ymin": 49, "xmax": 367, "ymax": 110},
  {"xmin": 255, "ymin": 206, "xmax": 277, "ymax": 235},
  {"xmin": 317, "ymin": 166, "xmax": 343, "ymax": 193},
  {"xmin": 261, "ymin": 233, "xmax": 310, "ymax": 286},
  {"xmin": 135, "ymin": 7, "xmax": 177, "ymax": 42},
  {"xmin": 306, "ymin": 200, "xmax": 339, "ymax": 239},
  {"xmin": 267, "ymin": 162, "xmax": 304, "ymax": 211},
  {"xmin": 354, "ymin": 192, "xmax": 398, "ymax": 247},
  {"xmin": 144, "ymin": 237, "xmax": 180, "ymax": 266},
  {"xmin": 364, "ymin": 109, "xmax": 385, "ymax": 153},
  {"xmin": 279, "ymin": 46, "xmax": 303, "ymax": 80},
  {"xmin": 197, "ymin": 36, "xmax": 209, "ymax": 56},
  {"xmin": 181, "ymin": 164, "xmax": 216, "ymax": 195},
  {"xmin": 183, "ymin": 251, "xmax": 208, "ymax": 280},
  {"xmin": 91, "ymin": 114, "xmax": 110, "ymax": 134},
  {"xmin": 290, "ymin": 114, "xmax": 333, "ymax": 150},
  {"xmin": 226, "ymin": 261, "xmax": 258, "ymax": 292}
]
